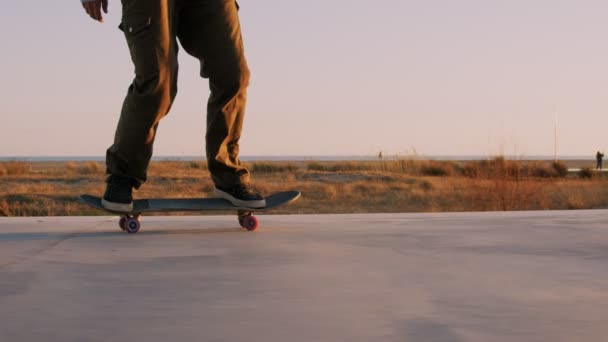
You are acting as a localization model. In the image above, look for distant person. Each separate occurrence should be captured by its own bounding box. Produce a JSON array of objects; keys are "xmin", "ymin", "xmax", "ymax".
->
[
  {"xmin": 378, "ymin": 151, "xmax": 383, "ymax": 160},
  {"xmin": 596, "ymin": 151, "xmax": 604, "ymax": 170},
  {"xmin": 80, "ymin": 0, "xmax": 265, "ymax": 212}
]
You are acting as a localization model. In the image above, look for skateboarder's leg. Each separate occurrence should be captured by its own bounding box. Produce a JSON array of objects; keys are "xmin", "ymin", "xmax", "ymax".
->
[
  {"xmin": 177, "ymin": 0, "xmax": 264, "ymax": 208},
  {"xmin": 103, "ymin": 0, "xmax": 179, "ymax": 211}
]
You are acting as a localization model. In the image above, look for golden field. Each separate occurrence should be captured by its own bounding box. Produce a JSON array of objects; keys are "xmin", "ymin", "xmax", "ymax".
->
[{"xmin": 0, "ymin": 158, "xmax": 607, "ymax": 216}]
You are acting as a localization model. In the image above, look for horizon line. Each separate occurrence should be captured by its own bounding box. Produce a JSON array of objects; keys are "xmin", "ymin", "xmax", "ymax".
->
[{"xmin": 0, "ymin": 154, "xmax": 598, "ymax": 161}]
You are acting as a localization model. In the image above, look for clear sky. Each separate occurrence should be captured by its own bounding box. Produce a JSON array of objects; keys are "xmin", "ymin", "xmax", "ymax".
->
[{"xmin": 1, "ymin": 1, "xmax": 607, "ymax": 157}]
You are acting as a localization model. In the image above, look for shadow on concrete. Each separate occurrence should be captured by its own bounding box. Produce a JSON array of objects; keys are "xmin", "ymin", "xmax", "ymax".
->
[
  {"xmin": 0, "ymin": 227, "xmax": 246, "ymax": 241},
  {"xmin": 401, "ymin": 319, "xmax": 464, "ymax": 342}
]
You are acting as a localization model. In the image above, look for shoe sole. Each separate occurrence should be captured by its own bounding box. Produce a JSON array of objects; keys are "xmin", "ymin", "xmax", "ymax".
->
[
  {"xmin": 101, "ymin": 198, "xmax": 134, "ymax": 213},
  {"xmin": 214, "ymin": 188, "xmax": 266, "ymax": 208}
]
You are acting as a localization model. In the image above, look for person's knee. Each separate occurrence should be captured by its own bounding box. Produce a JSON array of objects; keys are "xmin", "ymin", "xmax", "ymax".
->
[
  {"xmin": 207, "ymin": 61, "xmax": 250, "ymax": 95},
  {"xmin": 132, "ymin": 65, "xmax": 178, "ymax": 103},
  {"xmin": 235, "ymin": 64, "xmax": 250, "ymax": 90}
]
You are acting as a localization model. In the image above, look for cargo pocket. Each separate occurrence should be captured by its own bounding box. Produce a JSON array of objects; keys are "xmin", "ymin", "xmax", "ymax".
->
[
  {"xmin": 122, "ymin": 15, "xmax": 151, "ymax": 36},
  {"xmin": 120, "ymin": 15, "xmax": 159, "ymax": 79}
]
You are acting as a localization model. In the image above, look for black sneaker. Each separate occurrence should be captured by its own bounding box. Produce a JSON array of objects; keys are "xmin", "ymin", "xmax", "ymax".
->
[
  {"xmin": 101, "ymin": 175, "xmax": 136, "ymax": 212},
  {"xmin": 214, "ymin": 183, "xmax": 266, "ymax": 208}
]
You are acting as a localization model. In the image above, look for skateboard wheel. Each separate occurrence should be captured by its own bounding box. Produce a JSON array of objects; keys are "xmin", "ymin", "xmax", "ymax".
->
[
  {"xmin": 238, "ymin": 211, "xmax": 252, "ymax": 227},
  {"xmin": 119, "ymin": 217, "xmax": 127, "ymax": 231},
  {"xmin": 125, "ymin": 217, "xmax": 140, "ymax": 234},
  {"xmin": 241, "ymin": 215, "xmax": 259, "ymax": 231}
]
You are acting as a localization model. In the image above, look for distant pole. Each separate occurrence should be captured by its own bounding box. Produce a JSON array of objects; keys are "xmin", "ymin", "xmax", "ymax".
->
[{"xmin": 554, "ymin": 106, "xmax": 558, "ymax": 162}]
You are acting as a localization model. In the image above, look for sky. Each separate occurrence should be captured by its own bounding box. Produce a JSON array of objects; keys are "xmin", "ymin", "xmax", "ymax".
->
[{"xmin": 1, "ymin": 0, "xmax": 607, "ymax": 158}]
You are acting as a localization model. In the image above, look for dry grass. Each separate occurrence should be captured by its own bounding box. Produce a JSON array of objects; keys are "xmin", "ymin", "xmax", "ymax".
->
[
  {"xmin": 0, "ymin": 158, "xmax": 607, "ymax": 216},
  {"xmin": 0, "ymin": 161, "xmax": 32, "ymax": 176},
  {"xmin": 65, "ymin": 161, "xmax": 105, "ymax": 175}
]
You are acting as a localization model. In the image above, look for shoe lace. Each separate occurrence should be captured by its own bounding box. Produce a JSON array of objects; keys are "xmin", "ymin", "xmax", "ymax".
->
[{"xmin": 237, "ymin": 183, "xmax": 258, "ymax": 196}]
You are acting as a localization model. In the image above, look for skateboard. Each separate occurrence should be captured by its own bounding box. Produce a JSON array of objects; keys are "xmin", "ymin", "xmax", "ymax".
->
[{"xmin": 79, "ymin": 191, "xmax": 301, "ymax": 234}]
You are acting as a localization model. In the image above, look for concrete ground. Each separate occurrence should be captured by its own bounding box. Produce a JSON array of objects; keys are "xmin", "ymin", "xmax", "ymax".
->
[{"xmin": 1, "ymin": 211, "xmax": 607, "ymax": 342}]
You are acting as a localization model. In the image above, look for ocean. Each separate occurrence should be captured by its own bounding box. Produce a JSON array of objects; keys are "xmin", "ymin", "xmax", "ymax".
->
[{"xmin": 0, "ymin": 155, "xmax": 593, "ymax": 162}]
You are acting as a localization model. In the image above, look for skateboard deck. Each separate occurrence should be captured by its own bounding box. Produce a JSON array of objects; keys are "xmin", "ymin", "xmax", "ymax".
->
[{"xmin": 80, "ymin": 191, "xmax": 301, "ymax": 233}]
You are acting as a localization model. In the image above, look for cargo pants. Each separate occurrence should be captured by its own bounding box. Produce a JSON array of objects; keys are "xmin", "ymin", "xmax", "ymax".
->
[{"xmin": 106, "ymin": 0, "xmax": 250, "ymax": 189}]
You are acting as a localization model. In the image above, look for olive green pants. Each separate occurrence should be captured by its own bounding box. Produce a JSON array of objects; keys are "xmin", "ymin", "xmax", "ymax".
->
[{"xmin": 106, "ymin": 0, "xmax": 250, "ymax": 189}]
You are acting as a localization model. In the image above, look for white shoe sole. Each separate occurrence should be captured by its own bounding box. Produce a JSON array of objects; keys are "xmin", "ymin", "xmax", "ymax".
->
[
  {"xmin": 101, "ymin": 198, "xmax": 133, "ymax": 212},
  {"xmin": 214, "ymin": 188, "xmax": 266, "ymax": 208}
]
